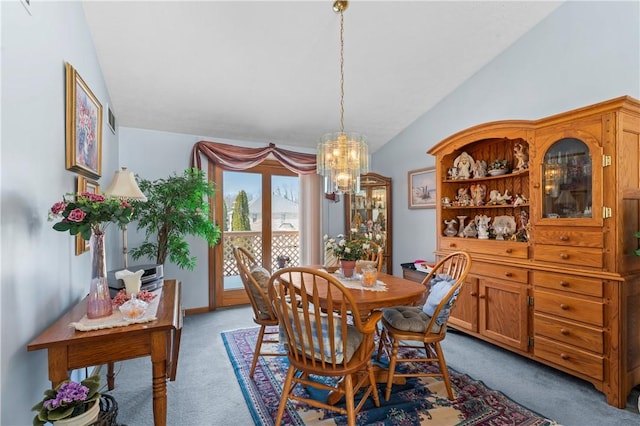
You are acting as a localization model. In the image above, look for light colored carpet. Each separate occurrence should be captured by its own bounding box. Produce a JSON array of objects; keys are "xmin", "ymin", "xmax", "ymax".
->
[{"xmin": 107, "ymin": 306, "xmax": 640, "ymax": 425}]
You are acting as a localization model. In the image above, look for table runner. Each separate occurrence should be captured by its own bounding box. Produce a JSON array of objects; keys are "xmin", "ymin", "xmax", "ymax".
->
[{"xmin": 70, "ymin": 288, "xmax": 161, "ymax": 331}]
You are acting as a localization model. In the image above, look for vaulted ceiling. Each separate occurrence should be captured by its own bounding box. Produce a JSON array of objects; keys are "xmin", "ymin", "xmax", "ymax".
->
[{"xmin": 83, "ymin": 1, "xmax": 562, "ymax": 153}]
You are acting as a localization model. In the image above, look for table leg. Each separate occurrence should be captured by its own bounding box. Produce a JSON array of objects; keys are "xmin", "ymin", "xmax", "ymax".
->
[
  {"xmin": 107, "ymin": 362, "xmax": 115, "ymax": 390},
  {"xmin": 48, "ymin": 346, "xmax": 69, "ymax": 387},
  {"xmin": 151, "ymin": 332, "xmax": 168, "ymax": 426}
]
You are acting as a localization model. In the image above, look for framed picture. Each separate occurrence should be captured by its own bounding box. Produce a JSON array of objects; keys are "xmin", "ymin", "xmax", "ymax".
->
[
  {"xmin": 408, "ymin": 167, "xmax": 436, "ymax": 209},
  {"xmin": 107, "ymin": 104, "xmax": 116, "ymax": 134},
  {"xmin": 75, "ymin": 176, "xmax": 100, "ymax": 256},
  {"xmin": 65, "ymin": 62, "xmax": 102, "ymax": 179}
]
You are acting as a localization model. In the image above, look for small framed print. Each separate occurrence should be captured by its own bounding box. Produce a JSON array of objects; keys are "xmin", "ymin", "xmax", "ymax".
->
[
  {"xmin": 65, "ymin": 62, "xmax": 102, "ymax": 179},
  {"xmin": 107, "ymin": 104, "xmax": 116, "ymax": 134},
  {"xmin": 408, "ymin": 167, "xmax": 436, "ymax": 209},
  {"xmin": 75, "ymin": 176, "xmax": 100, "ymax": 255}
]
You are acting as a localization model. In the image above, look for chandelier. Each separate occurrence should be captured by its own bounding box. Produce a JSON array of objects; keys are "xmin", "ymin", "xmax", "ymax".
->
[{"xmin": 317, "ymin": 0, "xmax": 369, "ymax": 194}]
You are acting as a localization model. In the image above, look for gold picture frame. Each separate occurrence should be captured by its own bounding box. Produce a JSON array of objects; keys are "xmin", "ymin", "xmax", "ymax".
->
[
  {"xmin": 408, "ymin": 167, "xmax": 436, "ymax": 209},
  {"xmin": 65, "ymin": 62, "xmax": 102, "ymax": 179},
  {"xmin": 75, "ymin": 176, "xmax": 100, "ymax": 255}
]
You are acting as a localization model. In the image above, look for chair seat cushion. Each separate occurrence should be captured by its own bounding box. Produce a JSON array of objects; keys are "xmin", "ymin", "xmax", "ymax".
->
[
  {"xmin": 382, "ymin": 306, "xmax": 441, "ymax": 333},
  {"xmin": 249, "ymin": 265, "xmax": 271, "ymax": 319}
]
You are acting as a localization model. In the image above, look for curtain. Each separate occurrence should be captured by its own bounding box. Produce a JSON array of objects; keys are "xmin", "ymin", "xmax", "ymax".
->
[{"xmin": 190, "ymin": 141, "xmax": 316, "ymax": 175}]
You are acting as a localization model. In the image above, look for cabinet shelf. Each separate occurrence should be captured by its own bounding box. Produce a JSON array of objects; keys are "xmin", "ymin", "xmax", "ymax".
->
[
  {"xmin": 443, "ymin": 169, "xmax": 529, "ymax": 184},
  {"xmin": 444, "ymin": 204, "xmax": 529, "ymax": 210}
]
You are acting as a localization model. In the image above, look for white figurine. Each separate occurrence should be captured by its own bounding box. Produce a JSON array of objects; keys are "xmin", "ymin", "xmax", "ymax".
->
[
  {"xmin": 513, "ymin": 142, "xmax": 529, "ymax": 172},
  {"xmin": 453, "ymin": 151, "xmax": 475, "ymax": 180},
  {"xmin": 473, "ymin": 160, "xmax": 488, "ymax": 178},
  {"xmin": 475, "ymin": 215, "xmax": 491, "ymax": 239}
]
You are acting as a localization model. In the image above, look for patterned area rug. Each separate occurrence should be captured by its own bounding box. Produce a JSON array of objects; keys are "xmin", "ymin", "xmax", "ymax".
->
[{"xmin": 222, "ymin": 327, "xmax": 560, "ymax": 426}]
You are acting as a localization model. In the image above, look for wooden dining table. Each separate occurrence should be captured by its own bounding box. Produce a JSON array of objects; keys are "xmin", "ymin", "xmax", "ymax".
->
[{"xmin": 285, "ymin": 267, "xmax": 427, "ymax": 404}]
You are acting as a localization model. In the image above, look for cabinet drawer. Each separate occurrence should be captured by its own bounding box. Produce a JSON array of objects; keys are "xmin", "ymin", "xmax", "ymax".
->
[
  {"xmin": 533, "ymin": 244, "xmax": 603, "ymax": 268},
  {"xmin": 534, "ymin": 312, "xmax": 603, "ymax": 352},
  {"xmin": 441, "ymin": 237, "xmax": 528, "ymax": 259},
  {"xmin": 534, "ymin": 290, "xmax": 603, "ymax": 326},
  {"xmin": 532, "ymin": 271, "xmax": 603, "ymax": 297},
  {"xmin": 534, "ymin": 336, "xmax": 603, "ymax": 381},
  {"xmin": 473, "ymin": 262, "xmax": 527, "ymax": 283},
  {"xmin": 535, "ymin": 229, "xmax": 603, "ymax": 248}
]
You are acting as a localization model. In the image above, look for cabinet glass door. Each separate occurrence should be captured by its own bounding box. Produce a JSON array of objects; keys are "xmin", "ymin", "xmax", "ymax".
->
[
  {"xmin": 345, "ymin": 173, "xmax": 392, "ymax": 273},
  {"xmin": 542, "ymin": 138, "xmax": 592, "ymax": 218}
]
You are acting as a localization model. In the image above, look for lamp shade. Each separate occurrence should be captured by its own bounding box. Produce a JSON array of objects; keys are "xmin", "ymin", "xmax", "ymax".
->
[{"xmin": 104, "ymin": 167, "xmax": 147, "ymax": 201}]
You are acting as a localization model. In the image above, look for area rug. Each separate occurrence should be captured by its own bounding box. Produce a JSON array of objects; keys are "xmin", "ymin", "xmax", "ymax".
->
[{"xmin": 222, "ymin": 327, "xmax": 559, "ymax": 426}]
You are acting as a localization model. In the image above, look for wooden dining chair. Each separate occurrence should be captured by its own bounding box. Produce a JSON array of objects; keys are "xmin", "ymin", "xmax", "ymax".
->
[
  {"xmin": 363, "ymin": 240, "xmax": 384, "ymax": 271},
  {"xmin": 232, "ymin": 246, "xmax": 285, "ymax": 378},
  {"xmin": 268, "ymin": 267, "xmax": 381, "ymax": 426},
  {"xmin": 376, "ymin": 251, "xmax": 472, "ymax": 401}
]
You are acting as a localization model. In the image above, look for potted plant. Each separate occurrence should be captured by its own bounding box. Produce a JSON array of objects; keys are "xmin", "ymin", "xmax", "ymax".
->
[
  {"xmin": 324, "ymin": 234, "xmax": 365, "ymax": 278},
  {"xmin": 32, "ymin": 375, "xmax": 101, "ymax": 426},
  {"xmin": 276, "ymin": 254, "xmax": 290, "ymax": 269},
  {"xmin": 130, "ymin": 168, "xmax": 222, "ymax": 270}
]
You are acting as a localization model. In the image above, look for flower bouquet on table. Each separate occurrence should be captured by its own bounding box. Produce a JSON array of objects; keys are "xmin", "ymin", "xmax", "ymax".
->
[
  {"xmin": 324, "ymin": 234, "xmax": 366, "ymax": 278},
  {"xmin": 32, "ymin": 374, "xmax": 101, "ymax": 426},
  {"xmin": 49, "ymin": 192, "xmax": 135, "ymax": 239}
]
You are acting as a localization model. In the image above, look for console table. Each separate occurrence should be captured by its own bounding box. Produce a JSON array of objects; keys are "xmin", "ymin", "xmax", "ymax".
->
[{"xmin": 28, "ymin": 279, "xmax": 182, "ymax": 426}]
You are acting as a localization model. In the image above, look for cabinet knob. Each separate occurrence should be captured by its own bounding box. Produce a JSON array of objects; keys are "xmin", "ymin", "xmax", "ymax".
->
[
  {"xmin": 504, "ymin": 272, "xmax": 513, "ymax": 277},
  {"xmin": 559, "ymin": 281, "xmax": 569, "ymax": 287},
  {"xmin": 560, "ymin": 304, "xmax": 569, "ymax": 310},
  {"xmin": 533, "ymin": 183, "xmax": 540, "ymax": 189},
  {"xmin": 560, "ymin": 328, "xmax": 570, "ymax": 335},
  {"xmin": 470, "ymin": 292, "xmax": 478, "ymax": 297},
  {"xmin": 449, "ymin": 243, "xmax": 457, "ymax": 248},
  {"xmin": 479, "ymin": 294, "xmax": 486, "ymax": 299},
  {"xmin": 505, "ymin": 249, "xmax": 513, "ymax": 254},
  {"xmin": 560, "ymin": 353, "xmax": 570, "ymax": 360},
  {"xmin": 560, "ymin": 253, "xmax": 569, "ymax": 260},
  {"xmin": 560, "ymin": 235, "xmax": 569, "ymax": 242}
]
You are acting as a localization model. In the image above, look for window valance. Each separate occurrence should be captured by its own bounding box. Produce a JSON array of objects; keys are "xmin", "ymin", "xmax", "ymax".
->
[{"xmin": 190, "ymin": 141, "xmax": 317, "ymax": 175}]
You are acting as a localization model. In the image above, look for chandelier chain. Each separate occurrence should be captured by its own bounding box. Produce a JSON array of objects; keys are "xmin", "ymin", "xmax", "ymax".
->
[{"xmin": 339, "ymin": 9, "xmax": 345, "ymax": 133}]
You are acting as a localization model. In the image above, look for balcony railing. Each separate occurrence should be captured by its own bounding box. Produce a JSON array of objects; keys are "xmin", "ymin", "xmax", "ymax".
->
[{"xmin": 223, "ymin": 230, "xmax": 300, "ymax": 276}]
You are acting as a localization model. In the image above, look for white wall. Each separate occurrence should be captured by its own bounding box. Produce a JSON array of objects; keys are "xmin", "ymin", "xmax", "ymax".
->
[
  {"xmin": 373, "ymin": 0, "xmax": 640, "ymax": 274},
  {"xmin": 1, "ymin": 2, "xmax": 120, "ymax": 424}
]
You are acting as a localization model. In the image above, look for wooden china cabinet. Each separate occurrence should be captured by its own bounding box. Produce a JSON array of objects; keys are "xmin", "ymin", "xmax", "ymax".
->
[
  {"xmin": 428, "ymin": 96, "xmax": 640, "ymax": 408},
  {"xmin": 344, "ymin": 173, "xmax": 392, "ymax": 274}
]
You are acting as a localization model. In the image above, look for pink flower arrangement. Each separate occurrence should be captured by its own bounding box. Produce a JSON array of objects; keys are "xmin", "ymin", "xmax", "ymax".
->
[{"xmin": 49, "ymin": 192, "xmax": 135, "ymax": 240}]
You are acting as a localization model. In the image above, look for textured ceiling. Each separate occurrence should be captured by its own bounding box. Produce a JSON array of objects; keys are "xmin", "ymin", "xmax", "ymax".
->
[{"xmin": 82, "ymin": 1, "xmax": 562, "ymax": 153}]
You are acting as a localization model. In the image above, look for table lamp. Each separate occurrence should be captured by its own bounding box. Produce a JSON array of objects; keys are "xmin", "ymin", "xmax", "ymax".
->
[{"xmin": 104, "ymin": 167, "xmax": 147, "ymax": 268}]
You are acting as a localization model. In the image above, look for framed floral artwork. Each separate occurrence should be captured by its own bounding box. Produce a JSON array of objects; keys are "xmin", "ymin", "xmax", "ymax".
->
[
  {"xmin": 65, "ymin": 62, "xmax": 102, "ymax": 179},
  {"xmin": 408, "ymin": 167, "xmax": 436, "ymax": 209},
  {"xmin": 75, "ymin": 176, "xmax": 100, "ymax": 255}
]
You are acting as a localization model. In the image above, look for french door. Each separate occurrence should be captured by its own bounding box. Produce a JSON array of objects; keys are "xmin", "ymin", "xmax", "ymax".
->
[{"xmin": 210, "ymin": 160, "xmax": 300, "ymax": 308}]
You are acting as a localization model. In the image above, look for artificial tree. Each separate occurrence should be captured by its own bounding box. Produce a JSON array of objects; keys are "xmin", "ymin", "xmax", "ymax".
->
[{"xmin": 130, "ymin": 168, "xmax": 221, "ymax": 270}]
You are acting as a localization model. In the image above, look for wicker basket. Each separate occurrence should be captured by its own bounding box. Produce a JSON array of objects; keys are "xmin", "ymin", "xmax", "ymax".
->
[{"xmin": 87, "ymin": 394, "xmax": 119, "ymax": 426}]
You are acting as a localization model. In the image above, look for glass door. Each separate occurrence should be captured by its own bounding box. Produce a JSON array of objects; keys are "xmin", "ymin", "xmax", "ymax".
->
[{"xmin": 212, "ymin": 161, "xmax": 299, "ymax": 308}]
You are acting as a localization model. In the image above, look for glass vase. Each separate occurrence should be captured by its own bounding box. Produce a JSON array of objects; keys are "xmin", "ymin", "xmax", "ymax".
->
[{"xmin": 87, "ymin": 230, "xmax": 113, "ymax": 319}]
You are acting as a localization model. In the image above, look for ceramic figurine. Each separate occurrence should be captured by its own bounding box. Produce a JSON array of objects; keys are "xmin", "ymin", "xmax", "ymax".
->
[
  {"xmin": 475, "ymin": 215, "xmax": 490, "ymax": 239},
  {"xmin": 488, "ymin": 189, "xmax": 512, "ymax": 205},
  {"xmin": 462, "ymin": 221, "xmax": 477, "ymax": 238},
  {"xmin": 443, "ymin": 219, "xmax": 458, "ymax": 237},
  {"xmin": 473, "ymin": 160, "xmax": 488, "ymax": 178},
  {"xmin": 513, "ymin": 142, "xmax": 529, "ymax": 172},
  {"xmin": 453, "ymin": 151, "xmax": 475, "ymax": 180},
  {"xmin": 470, "ymin": 184, "xmax": 487, "ymax": 206},
  {"xmin": 115, "ymin": 269, "xmax": 145, "ymax": 295}
]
